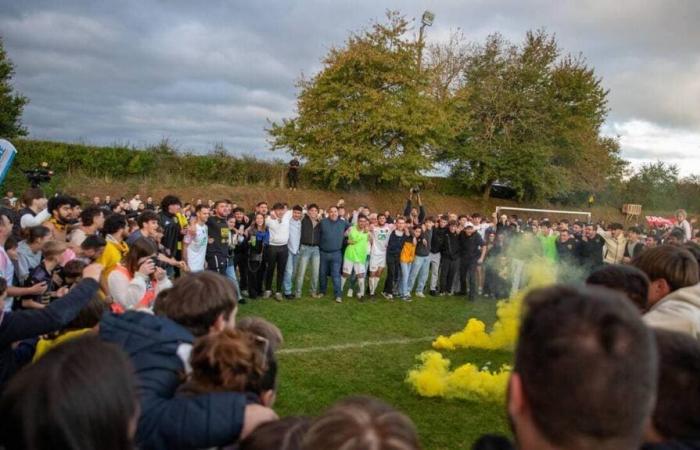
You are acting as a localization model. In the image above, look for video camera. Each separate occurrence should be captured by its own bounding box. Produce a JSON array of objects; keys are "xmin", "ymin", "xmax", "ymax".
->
[
  {"xmin": 410, "ymin": 185, "xmax": 421, "ymax": 194},
  {"xmin": 24, "ymin": 162, "xmax": 53, "ymax": 187}
]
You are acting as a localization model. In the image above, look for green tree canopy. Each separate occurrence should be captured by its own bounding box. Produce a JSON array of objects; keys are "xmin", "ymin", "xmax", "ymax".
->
[
  {"xmin": 268, "ymin": 12, "xmax": 449, "ymax": 189},
  {"xmin": 437, "ymin": 30, "xmax": 622, "ymax": 201},
  {"xmin": 0, "ymin": 37, "xmax": 28, "ymax": 138}
]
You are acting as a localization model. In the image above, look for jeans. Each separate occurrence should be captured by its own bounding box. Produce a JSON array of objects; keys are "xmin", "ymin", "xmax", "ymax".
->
[
  {"xmin": 408, "ymin": 255, "xmax": 430, "ymax": 294},
  {"xmin": 225, "ymin": 260, "xmax": 243, "ymax": 300},
  {"xmin": 265, "ymin": 245, "xmax": 288, "ymax": 293},
  {"xmin": 296, "ymin": 245, "xmax": 320, "ymax": 296},
  {"xmin": 282, "ymin": 250, "xmax": 299, "ymax": 295},
  {"xmin": 400, "ymin": 262, "xmax": 412, "ymax": 297},
  {"xmin": 319, "ymin": 250, "xmax": 342, "ymax": 298},
  {"xmin": 428, "ymin": 252, "xmax": 441, "ymax": 291}
]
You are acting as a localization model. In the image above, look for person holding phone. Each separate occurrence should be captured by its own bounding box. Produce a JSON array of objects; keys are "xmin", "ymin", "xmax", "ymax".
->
[{"xmin": 107, "ymin": 237, "xmax": 171, "ymax": 313}]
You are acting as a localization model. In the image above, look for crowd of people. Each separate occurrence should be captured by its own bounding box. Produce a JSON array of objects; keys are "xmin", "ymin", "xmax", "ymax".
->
[{"xmin": 0, "ymin": 185, "xmax": 699, "ymax": 450}]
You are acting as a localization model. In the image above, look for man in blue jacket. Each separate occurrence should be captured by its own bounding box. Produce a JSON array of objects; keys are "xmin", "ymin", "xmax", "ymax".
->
[
  {"xmin": 318, "ymin": 206, "xmax": 349, "ymax": 303},
  {"xmin": 100, "ymin": 271, "xmax": 276, "ymax": 450}
]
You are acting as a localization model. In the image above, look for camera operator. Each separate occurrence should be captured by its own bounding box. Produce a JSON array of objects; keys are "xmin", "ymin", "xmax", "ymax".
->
[
  {"xmin": 403, "ymin": 187, "xmax": 426, "ymax": 226},
  {"xmin": 19, "ymin": 188, "xmax": 50, "ymax": 230}
]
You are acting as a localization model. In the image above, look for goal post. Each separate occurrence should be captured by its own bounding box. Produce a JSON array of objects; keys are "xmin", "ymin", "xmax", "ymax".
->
[{"xmin": 494, "ymin": 206, "xmax": 592, "ymax": 223}]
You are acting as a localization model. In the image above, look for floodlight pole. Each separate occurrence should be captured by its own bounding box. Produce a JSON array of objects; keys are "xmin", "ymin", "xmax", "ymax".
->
[{"xmin": 417, "ymin": 10, "xmax": 434, "ymax": 71}]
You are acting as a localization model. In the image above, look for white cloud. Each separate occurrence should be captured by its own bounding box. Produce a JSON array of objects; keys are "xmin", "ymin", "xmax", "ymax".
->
[{"xmin": 607, "ymin": 120, "xmax": 700, "ymax": 176}]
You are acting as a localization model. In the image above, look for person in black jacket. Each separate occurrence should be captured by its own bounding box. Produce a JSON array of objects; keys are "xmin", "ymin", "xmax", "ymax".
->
[
  {"xmin": 623, "ymin": 226, "xmax": 645, "ymax": 263},
  {"xmin": 439, "ymin": 221, "xmax": 460, "ymax": 295},
  {"xmin": 158, "ymin": 195, "xmax": 182, "ymax": 276},
  {"xmin": 295, "ymin": 204, "xmax": 322, "ymax": 298},
  {"xmin": 580, "ymin": 224, "xmax": 606, "ymax": 273},
  {"xmin": 0, "ymin": 264, "xmax": 102, "ymax": 389},
  {"xmin": 206, "ymin": 200, "xmax": 232, "ymax": 275},
  {"xmin": 100, "ymin": 271, "xmax": 277, "ymax": 450},
  {"xmin": 382, "ymin": 217, "xmax": 410, "ymax": 300},
  {"xmin": 458, "ymin": 225, "xmax": 485, "ymax": 301},
  {"xmin": 403, "ymin": 189, "xmax": 426, "ymax": 227},
  {"xmin": 429, "ymin": 216, "xmax": 448, "ymax": 296}
]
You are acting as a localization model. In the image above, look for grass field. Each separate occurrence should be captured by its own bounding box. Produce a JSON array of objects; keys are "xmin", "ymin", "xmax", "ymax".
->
[{"xmin": 238, "ymin": 294, "xmax": 513, "ymax": 450}]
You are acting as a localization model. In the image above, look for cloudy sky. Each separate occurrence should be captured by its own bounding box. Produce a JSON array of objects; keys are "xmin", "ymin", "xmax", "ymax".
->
[{"xmin": 1, "ymin": 0, "xmax": 699, "ymax": 175}]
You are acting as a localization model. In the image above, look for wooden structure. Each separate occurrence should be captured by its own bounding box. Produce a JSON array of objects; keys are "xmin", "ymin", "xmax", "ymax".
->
[{"xmin": 622, "ymin": 204, "xmax": 642, "ymax": 224}]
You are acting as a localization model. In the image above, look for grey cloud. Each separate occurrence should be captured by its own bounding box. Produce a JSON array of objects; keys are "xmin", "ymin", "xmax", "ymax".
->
[{"xmin": 0, "ymin": 0, "xmax": 698, "ymax": 163}]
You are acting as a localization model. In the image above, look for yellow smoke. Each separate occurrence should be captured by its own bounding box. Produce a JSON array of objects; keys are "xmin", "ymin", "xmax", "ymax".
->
[
  {"xmin": 406, "ymin": 351, "xmax": 511, "ymax": 401},
  {"xmin": 407, "ymin": 256, "xmax": 558, "ymax": 401},
  {"xmin": 433, "ymin": 257, "xmax": 557, "ymax": 351}
]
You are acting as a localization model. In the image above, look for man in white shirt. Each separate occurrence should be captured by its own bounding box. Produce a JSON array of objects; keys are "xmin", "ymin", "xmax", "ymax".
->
[
  {"xmin": 265, "ymin": 203, "xmax": 293, "ymax": 300},
  {"xmin": 283, "ymin": 205, "xmax": 303, "ymax": 299},
  {"xmin": 184, "ymin": 205, "xmax": 210, "ymax": 272},
  {"xmin": 368, "ymin": 213, "xmax": 394, "ymax": 297},
  {"xmin": 19, "ymin": 188, "xmax": 50, "ymax": 229}
]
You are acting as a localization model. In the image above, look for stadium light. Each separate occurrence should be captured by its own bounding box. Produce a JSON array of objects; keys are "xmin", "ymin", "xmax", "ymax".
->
[{"xmin": 421, "ymin": 11, "xmax": 435, "ymax": 27}]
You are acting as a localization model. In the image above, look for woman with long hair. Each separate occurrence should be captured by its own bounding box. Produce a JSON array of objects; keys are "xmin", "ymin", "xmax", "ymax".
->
[
  {"xmin": 246, "ymin": 213, "xmax": 269, "ymax": 299},
  {"xmin": 107, "ymin": 237, "xmax": 172, "ymax": 313}
]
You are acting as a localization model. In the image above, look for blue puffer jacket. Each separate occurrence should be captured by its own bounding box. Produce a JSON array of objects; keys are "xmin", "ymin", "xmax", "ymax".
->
[{"xmin": 100, "ymin": 311, "xmax": 247, "ymax": 450}]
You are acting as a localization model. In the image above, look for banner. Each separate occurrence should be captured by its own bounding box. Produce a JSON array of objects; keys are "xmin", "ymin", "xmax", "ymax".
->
[{"xmin": 0, "ymin": 139, "xmax": 18, "ymax": 186}]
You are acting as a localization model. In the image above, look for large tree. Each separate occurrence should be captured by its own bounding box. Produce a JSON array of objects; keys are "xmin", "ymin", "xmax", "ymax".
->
[
  {"xmin": 437, "ymin": 31, "xmax": 622, "ymax": 201},
  {"xmin": 0, "ymin": 37, "xmax": 28, "ymax": 138},
  {"xmin": 268, "ymin": 12, "xmax": 449, "ymax": 189}
]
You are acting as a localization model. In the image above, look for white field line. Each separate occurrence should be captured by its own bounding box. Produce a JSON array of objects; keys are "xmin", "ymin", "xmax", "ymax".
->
[{"xmin": 278, "ymin": 336, "xmax": 435, "ymax": 355}]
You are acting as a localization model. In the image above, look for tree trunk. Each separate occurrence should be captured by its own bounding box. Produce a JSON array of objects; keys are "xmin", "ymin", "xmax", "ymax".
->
[{"xmin": 482, "ymin": 180, "xmax": 494, "ymax": 201}]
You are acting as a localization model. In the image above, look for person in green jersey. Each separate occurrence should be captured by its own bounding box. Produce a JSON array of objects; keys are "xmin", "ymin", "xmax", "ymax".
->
[
  {"xmin": 341, "ymin": 215, "xmax": 371, "ymax": 301},
  {"xmin": 537, "ymin": 221, "xmax": 559, "ymax": 264}
]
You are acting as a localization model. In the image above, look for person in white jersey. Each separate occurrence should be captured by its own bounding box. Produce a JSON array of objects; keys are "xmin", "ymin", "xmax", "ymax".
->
[
  {"xmin": 184, "ymin": 204, "xmax": 210, "ymax": 272},
  {"xmin": 368, "ymin": 213, "xmax": 394, "ymax": 297}
]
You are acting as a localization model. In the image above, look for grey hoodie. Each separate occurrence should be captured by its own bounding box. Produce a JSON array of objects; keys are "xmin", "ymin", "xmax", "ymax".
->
[{"xmin": 644, "ymin": 283, "xmax": 700, "ymax": 340}]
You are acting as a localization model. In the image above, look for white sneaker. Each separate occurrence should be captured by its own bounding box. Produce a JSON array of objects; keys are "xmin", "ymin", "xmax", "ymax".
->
[
  {"xmin": 335, "ymin": 297, "xmax": 343, "ymax": 303},
  {"xmin": 274, "ymin": 292, "xmax": 283, "ymax": 302},
  {"xmin": 263, "ymin": 290, "xmax": 272, "ymax": 299},
  {"xmin": 381, "ymin": 292, "xmax": 393, "ymax": 300},
  {"xmin": 416, "ymin": 292, "xmax": 425, "ymax": 298},
  {"xmin": 347, "ymin": 288, "xmax": 354, "ymax": 298}
]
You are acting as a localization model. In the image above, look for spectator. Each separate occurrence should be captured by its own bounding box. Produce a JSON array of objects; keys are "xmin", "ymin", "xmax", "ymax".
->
[
  {"xmin": 675, "ymin": 209, "xmax": 693, "ymax": 242},
  {"xmin": 633, "ymin": 246, "xmax": 700, "ymax": 338},
  {"xmin": 108, "ymin": 237, "xmax": 172, "ymax": 313},
  {"xmin": 439, "ymin": 220, "xmax": 460, "ymax": 296},
  {"xmin": 407, "ymin": 220, "xmax": 431, "ymax": 298},
  {"xmin": 207, "ymin": 200, "xmax": 233, "ymax": 275},
  {"xmin": 43, "ymin": 194, "xmax": 74, "ymax": 242},
  {"xmin": 157, "ymin": 195, "xmax": 183, "ymax": 274},
  {"xmin": 18, "ymin": 240, "xmax": 67, "ymax": 310},
  {"xmin": 623, "ymin": 226, "xmax": 645, "ymax": 263},
  {"xmin": 586, "ymin": 264, "xmax": 651, "ymax": 312},
  {"xmin": 0, "ymin": 335, "xmax": 138, "ymax": 450},
  {"xmin": 283, "ymin": 205, "xmax": 303, "ymax": 299},
  {"xmin": 296, "ymin": 203, "xmax": 321, "ymax": 299},
  {"xmin": 240, "ymin": 417, "xmax": 311, "ymax": 450},
  {"xmin": 126, "ymin": 210, "xmax": 159, "ymax": 245},
  {"xmin": 598, "ymin": 222, "xmax": 627, "ymax": 265},
  {"xmin": 403, "ymin": 189, "xmax": 426, "ymax": 226},
  {"xmin": 508, "ymin": 285, "xmax": 657, "ymax": 450},
  {"xmin": 184, "ymin": 204, "xmax": 210, "ymax": 273},
  {"xmin": 458, "ymin": 224, "xmax": 486, "ymax": 301},
  {"xmin": 288, "ymin": 157, "xmax": 300, "ymax": 190},
  {"xmin": 69, "ymin": 206, "xmax": 105, "ymax": 247},
  {"xmin": 79, "ymin": 234, "xmax": 107, "ymax": 263},
  {"xmin": 265, "ymin": 203, "xmax": 293, "ymax": 301},
  {"xmin": 97, "ymin": 213, "xmax": 129, "ymax": 295},
  {"xmin": 642, "ymin": 329, "xmax": 700, "ymax": 450},
  {"xmin": 31, "ymin": 295, "xmax": 108, "ymax": 362},
  {"xmin": 0, "ymin": 263, "xmax": 102, "ymax": 387},
  {"xmin": 16, "ymin": 225, "xmax": 50, "ymax": 283},
  {"xmin": 303, "ymin": 396, "xmax": 420, "ymax": 450},
  {"xmin": 580, "ymin": 223, "xmax": 606, "ymax": 273},
  {"xmin": 246, "ymin": 213, "xmax": 270, "ymax": 299},
  {"xmin": 382, "ymin": 216, "xmax": 409, "ymax": 300},
  {"xmin": 18, "ymin": 188, "xmax": 49, "ymax": 229},
  {"xmin": 319, "ymin": 206, "xmax": 349, "ymax": 303},
  {"xmin": 428, "ymin": 215, "xmax": 448, "ymax": 296},
  {"xmin": 100, "ymin": 271, "xmax": 277, "ymax": 449}
]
